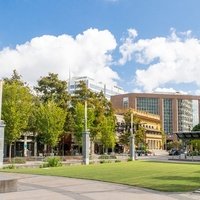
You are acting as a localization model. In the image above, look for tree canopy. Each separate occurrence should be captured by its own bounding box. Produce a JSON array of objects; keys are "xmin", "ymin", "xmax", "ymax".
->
[{"xmin": 35, "ymin": 101, "xmax": 66, "ymax": 148}]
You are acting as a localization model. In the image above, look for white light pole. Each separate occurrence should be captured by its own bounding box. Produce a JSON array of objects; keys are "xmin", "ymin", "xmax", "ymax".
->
[
  {"xmin": 129, "ymin": 113, "xmax": 135, "ymax": 161},
  {"xmin": 0, "ymin": 80, "xmax": 5, "ymax": 168},
  {"xmin": 82, "ymin": 100, "xmax": 90, "ymax": 165}
]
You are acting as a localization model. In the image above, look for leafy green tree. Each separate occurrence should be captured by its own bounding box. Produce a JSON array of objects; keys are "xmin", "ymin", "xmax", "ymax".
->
[
  {"xmin": 90, "ymin": 92, "xmax": 115, "ymax": 147},
  {"xmin": 71, "ymin": 81, "xmax": 95, "ymax": 149},
  {"xmin": 100, "ymin": 116, "xmax": 116, "ymax": 153},
  {"xmin": 2, "ymin": 78, "xmax": 33, "ymax": 160},
  {"xmin": 35, "ymin": 101, "xmax": 66, "ymax": 152},
  {"xmin": 3, "ymin": 69, "xmax": 24, "ymax": 86},
  {"xmin": 35, "ymin": 73, "xmax": 70, "ymax": 109},
  {"xmin": 119, "ymin": 109, "xmax": 146, "ymax": 148},
  {"xmin": 70, "ymin": 81, "xmax": 116, "ymax": 154},
  {"xmin": 192, "ymin": 124, "xmax": 200, "ymax": 131},
  {"xmin": 73, "ymin": 102, "xmax": 84, "ymax": 146}
]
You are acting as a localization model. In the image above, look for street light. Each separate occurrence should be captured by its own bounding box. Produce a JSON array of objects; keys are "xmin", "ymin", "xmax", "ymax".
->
[{"xmin": 82, "ymin": 100, "xmax": 90, "ymax": 165}]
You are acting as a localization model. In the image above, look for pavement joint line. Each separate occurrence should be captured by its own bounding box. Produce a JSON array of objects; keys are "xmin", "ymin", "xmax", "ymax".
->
[{"xmin": 19, "ymin": 181, "xmax": 94, "ymax": 200}]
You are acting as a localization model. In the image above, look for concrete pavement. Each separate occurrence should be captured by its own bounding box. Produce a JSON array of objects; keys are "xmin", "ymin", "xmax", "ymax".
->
[{"xmin": 0, "ymin": 172, "xmax": 199, "ymax": 200}]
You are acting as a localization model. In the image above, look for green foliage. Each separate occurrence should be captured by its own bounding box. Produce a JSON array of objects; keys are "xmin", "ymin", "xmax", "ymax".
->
[
  {"xmin": 35, "ymin": 73, "xmax": 69, "ymax": 109},
  {"xmin": 35, "ymin": 101, "xmax": 66, "ymax": 147},
  {"xmin": 100, "ymin": 116, "xmax": 116, "ymax": 149},
  {"xmin": 120, "ymin": 109, "xmax": 146, "ymax": 148},
  {"xmin": 2, "ymin": 80, "xmax": 33, "ymax": 144},
  {"xmin": 43, "ymin": 156, "xmax": 62, "ymax": 167},
  {"xmin": 192, "ymin": 123, "xmax": 200, "ymax": 131},
  {"xmin": 190, "ymin": 140, "xmax": 200, "ymax": 151},
  {"xmin": 73, "ymin": 102, "xmax": 85, "ymax": 144},
  {"xmin": 99, "ymin": 160, "xmax": 112, "ymax": 164},
  {"xmin": 3, "ymin": 164, "xmax": 16, "ymax": 169}
]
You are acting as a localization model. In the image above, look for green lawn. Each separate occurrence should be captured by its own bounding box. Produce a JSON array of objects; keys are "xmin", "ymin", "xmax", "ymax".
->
[{"xmin": 2, "ymin": 161, "xmax": 200, "ymax": 192}]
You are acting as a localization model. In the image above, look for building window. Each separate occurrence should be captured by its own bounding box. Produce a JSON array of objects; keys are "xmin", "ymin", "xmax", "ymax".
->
[{"xmin": 123, "ymin": 97, "xmax": 129, "ymax": 109}]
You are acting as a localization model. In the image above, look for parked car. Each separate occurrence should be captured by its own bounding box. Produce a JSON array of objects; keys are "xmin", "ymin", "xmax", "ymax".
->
[{"xmin": 169, "ymin": 149, "xmax": 180, "ymax": 156}]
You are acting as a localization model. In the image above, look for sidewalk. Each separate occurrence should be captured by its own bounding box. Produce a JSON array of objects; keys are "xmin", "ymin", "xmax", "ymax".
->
[{"xmin": 0, "ymin": 172, "xmax": 200, "ymax": 200}]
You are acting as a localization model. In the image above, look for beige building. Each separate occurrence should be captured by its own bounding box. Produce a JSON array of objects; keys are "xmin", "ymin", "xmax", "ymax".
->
[{"xmin": 115, "ymin": 109, "xmax": 164, "ymax": 150}]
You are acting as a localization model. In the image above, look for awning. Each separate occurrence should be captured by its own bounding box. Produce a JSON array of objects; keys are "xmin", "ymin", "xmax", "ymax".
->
[{"xmin": 175, "ymin": 131, "xmax": 200, "ymax": 140}]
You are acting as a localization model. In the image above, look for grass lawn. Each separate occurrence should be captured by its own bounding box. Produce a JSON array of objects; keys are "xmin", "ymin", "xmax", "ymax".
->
[{"xmin": 1, "ymin": 161, "xmax": 200, "ymax": 192}]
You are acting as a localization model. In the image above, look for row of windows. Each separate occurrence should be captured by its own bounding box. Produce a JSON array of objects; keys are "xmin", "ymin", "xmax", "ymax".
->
[{"xmin": 137, "ymin": 97, "xmax": 159, "ymax": 115}]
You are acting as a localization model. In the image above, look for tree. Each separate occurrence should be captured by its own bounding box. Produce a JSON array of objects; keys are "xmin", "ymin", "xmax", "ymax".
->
[
  {"xmin": 2, "ymin": 79, "xmax": 33, "ymax": 161},
  {"xmin": 100, "ymin": 116, "xmax": 116, "ymax": 153},
  {"xmin": 192, "ymin": 124, "xmax": 200, "ymax": 131},
  {"xmin": 35, "ymin": 101, "xmax": 66, "ymax": 153},
  {"xmin": 90, "ymin": 92, "xmax": 115, "ymax": 148},
  {"xmin": 35, "ymin": 73, "xmax": 70, "ymax": 109},
  {"xmin": 70, "ymin": 81, "xmax": 116, "ymax": 154},
  {"xmin": 118, "ymin": 109, "xmax": 146, "ymax": 149},
  {"xmin": 3, "ymin": 69, "xmax": 24, "ymax": 86}
]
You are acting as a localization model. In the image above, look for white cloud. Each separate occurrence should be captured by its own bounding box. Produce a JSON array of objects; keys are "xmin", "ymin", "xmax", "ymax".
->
[
  {"xmin": 118, "ymin": 28, "xmax": 138, "ymax": 65},
  {"xmin": 119, "ymin": 29, "xmax": 200, "ymax": 92},
  {"xmin": 0, "ymin": 28, "xmax": 119, "ymax": 87}
]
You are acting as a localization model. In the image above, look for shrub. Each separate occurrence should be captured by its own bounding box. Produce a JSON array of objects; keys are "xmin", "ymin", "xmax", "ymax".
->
[
  {"xmin": 3, "ymin": 164, "xmax": 16, "ymax": 169},
  {"xmin": 115, "ymin": 160, "xmax": 121, "ymax": 163},
  {"xmin": 100, "ymin": 160, "xmax": 112, "ymax": 164},
  {"xmin": 44, "ymin": 156, "xmax": 62, "ymax": 167}
]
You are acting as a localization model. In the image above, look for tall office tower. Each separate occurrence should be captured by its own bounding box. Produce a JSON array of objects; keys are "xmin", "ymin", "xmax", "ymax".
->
[
  {"xmin": 68, "ymin": 76, "xmax": 124, "ymax": 99},
  {"xmin": 111, "ymin": 92, "xmax": 200, "ymax": 134}
]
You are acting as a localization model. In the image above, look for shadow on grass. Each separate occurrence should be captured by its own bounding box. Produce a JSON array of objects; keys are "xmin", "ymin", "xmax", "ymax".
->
[
  {"xmin": 153, "ymin": 175, "xmax": 200, "ymax": 183},
  {"xmin": 148, "ymin": 176, "xmax": 200, "ymax": 192},
  {"xmin": 146, "ymin": 183, "xmax": 199, "ymax": 192},
  {"xmin": 144, "ymin": 160, "xmax": 200, "ymax": 165}
]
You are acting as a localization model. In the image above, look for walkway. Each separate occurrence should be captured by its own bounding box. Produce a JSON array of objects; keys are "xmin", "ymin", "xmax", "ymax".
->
[{"xmin": 0, "ymin": 172, "xmax": 199, "ymax": 200}]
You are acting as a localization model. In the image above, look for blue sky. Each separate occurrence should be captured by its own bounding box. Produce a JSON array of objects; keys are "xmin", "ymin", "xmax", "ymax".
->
[{"xmin": 1, "ymin": 0, "xmax": 200, "ymax": 94}]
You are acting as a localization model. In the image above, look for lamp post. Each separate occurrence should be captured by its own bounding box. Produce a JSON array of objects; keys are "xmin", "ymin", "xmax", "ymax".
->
[
  {"xmin": 129, "ymin": 113, "xmax": 135, "ymax": 161},
  {"xmin": 82, "ymin": 100, "xmax": 90, "ymax": 165},
  {"xmin": 0, "ymin": 80, "xmax": 5, "ymax": 168}
]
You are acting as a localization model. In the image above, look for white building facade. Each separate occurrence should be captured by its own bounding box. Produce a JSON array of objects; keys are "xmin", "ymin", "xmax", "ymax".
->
[{"xmin": 68, "ymin": 76, "xmax": 124, "ymax": 99}]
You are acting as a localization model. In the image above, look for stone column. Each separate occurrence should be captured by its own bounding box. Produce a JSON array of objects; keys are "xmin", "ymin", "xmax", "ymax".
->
[
  {"xmin": 34, "ymin": 139, "xmax": 37, "ymax": 157},
  {"xmin": 130, "ymin": 134, "xmax": 135, "ymax": 160},
  {"xmin": 129, "ymin": 113, "xmax": 135, "ymax": 161},
  {"xmin": 24, "ymin": 135, "xmax": 27, "ymax": 157},
  {"xmin": 0, "ymin": 122, "xmax": 5, "ymax": 168},
  {"xmin": 83, "ymin": 131, "xmax": 90, "ymax": 165}
]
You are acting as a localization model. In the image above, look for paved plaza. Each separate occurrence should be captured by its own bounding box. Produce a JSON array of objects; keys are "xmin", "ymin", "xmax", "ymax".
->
[{"xmin": 0, "ymin": 172, "xmax": 200, "ymax": 200}]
